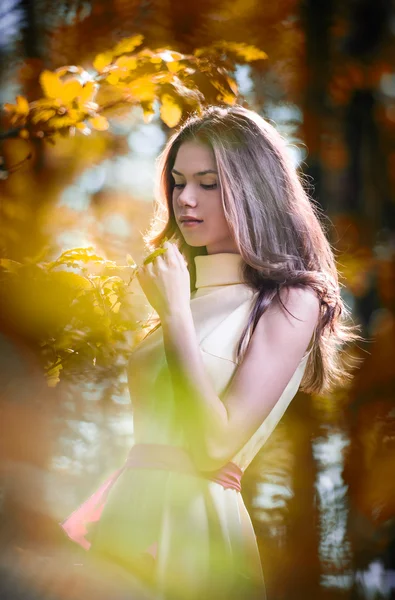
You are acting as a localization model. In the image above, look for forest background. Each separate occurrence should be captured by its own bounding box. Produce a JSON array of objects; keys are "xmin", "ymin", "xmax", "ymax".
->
[{"xmin": 0, "ymin": 1, "xmax": 395, "ymax": 599}]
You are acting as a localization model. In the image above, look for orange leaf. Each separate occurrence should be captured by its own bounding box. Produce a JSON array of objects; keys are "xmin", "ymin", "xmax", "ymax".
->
[{"xmin": 88, "ymin": 115, "xmax": 109, "ymax": 131}]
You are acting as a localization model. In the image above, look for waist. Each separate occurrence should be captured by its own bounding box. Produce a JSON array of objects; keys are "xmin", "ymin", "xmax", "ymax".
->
[{"xmin": 125, "ymin": 443, "xmax": 243, "ymax": 493}]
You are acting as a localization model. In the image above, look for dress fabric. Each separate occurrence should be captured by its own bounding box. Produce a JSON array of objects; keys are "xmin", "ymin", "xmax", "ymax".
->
[{"xmin": 72, "ymin": 252, "xmax": 312, "ymax": 600}]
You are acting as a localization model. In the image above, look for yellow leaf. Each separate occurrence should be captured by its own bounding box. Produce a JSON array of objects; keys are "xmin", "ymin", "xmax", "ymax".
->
[
  {"xmin": 32, "ymin": 98, "xmax": 62, "ymax": 109},
  {"xmin": 16, "ymin": 95, "xmax": 30, "ymax": 115},
  {"xmin": 142, "ymin": 102, "xmax": 155, "ymax": 123},
  {"xmin": 19, "ymin": 129, "xmax": 29, "ymax": 139},
  {"xmin": 115, "ymin": 56, "xmax": 138, "ymax": 70},
  {"xmin": 60, "ymin": 79, "xmax": 82, "ymax": 103},
  {"xmin": 158, "ymin": 50, "xmax": 184, "ymax": 62},
  {"xmin": 76, "ymin": 122, "xmax": 91, "ymax": 135},
  {"xmin": 106, "ymin": 72, "xmax": 120, "ymax": 86},
  {"xmin": 93, "ymin": 51, "xmax": 113, "ymax": 72},
  {"xmin": 4, "ymin": 102, "xmax": 16, "ymax": 113},
  {"xmin": 112, "ymin": 302, "xmax": 121, "ymax": 313},
  {"xmin": 113, "ymin": 34, "xmax": 144, "ymax": 56},
  {"xmin": 167, "ymin": 61, "xmax": 183, "ymax": 73},
  {"xmin": 219, "ymin": 93, "xmax": 237, "ymax": 105},
  {"xmin": 40, "ymin": 70, "xmax": 64, "ymax": 99},
  {"xmin": 47, "ymin": 116, "xmax": 79, "ymax": 129},
  {"xmin": 225, "ymin": 42, "xmax": 267, "ymax": 62},
  {"xmin": 127, "ymin": 76, "xmax": 156, "ymax": 102},
  {"xmin": 4, "ymin": 96, "xmax": 30, "ymax": 121},
  {"xmin": 0, "ymin": 258, "xmax": 22, "ymax": 273},
  {"xmin": 79, "ymin": 81, "xmax": 98, "ymax": 103},
  {"xmin": 46, "ymin": 363, "xmax": 63, "ymax": 387},
  {"xmin": 226, "ymin": 75, "xmax": 238, "ymax": 95},
  {"xmin": 160, "ymin": 94, "xmax": 182, "ymax": 127},
  {"xmin": 31, "ymin": 108, "xmax": 56, "ymax": 124},
  {"xmin": 88, "ymin": 115, "xmax": 109, "ymax": 131}
]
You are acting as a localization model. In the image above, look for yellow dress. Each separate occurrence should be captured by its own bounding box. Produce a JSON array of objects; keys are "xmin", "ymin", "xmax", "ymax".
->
[{"xmin": 90, "ymin": 252, "xmax": 312, "ymax": 600}]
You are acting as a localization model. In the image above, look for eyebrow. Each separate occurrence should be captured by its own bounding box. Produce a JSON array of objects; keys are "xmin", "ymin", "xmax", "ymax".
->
[{"xmin": 171, "ymin": 169, "xmax": 218, "ymax": 177}]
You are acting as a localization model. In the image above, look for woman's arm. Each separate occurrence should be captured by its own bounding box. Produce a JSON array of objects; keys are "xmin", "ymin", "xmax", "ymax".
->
[{"xmin": 162, "ymin": 285, "xmax": 320, "ymax": 472}]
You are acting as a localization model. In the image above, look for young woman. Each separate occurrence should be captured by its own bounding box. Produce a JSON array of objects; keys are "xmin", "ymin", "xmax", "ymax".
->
[{"xmin": 62, "ymin": 105, "xmax": 360, "ymax": 600}]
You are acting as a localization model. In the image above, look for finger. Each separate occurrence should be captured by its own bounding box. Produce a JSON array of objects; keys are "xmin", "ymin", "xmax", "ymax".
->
[
  {"xmin": 171, "ymin": 243, "xmax": 187, "ymax": 269},
  {"xmin": 162, "ymin": 242, "xmax": 177, "ymax": 266}
]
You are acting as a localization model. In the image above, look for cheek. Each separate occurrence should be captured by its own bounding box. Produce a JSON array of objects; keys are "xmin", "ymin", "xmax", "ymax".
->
[{"xmin": 209, "ymin": 192, "xmax": 227, "ymax": 223}]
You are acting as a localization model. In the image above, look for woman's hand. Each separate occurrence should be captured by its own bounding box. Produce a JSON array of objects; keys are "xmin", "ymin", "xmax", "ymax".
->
[{"xmin": 136, "ymin": 241, "xmax": 191, "ymax": 320}]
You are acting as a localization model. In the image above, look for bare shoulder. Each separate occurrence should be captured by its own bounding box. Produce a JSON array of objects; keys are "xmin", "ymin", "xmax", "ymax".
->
[
  {"xmin": 253, "ymin": 284, "xmax": 320, "ymax": 347},
  {"xmin": 267, "ymin": 284, "xmax": 320, "ymax": 322}
]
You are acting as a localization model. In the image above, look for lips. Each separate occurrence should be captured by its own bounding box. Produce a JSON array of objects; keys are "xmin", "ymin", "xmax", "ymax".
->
[{"xmin": 180, "ymin": 218, "xmax": 203, "ymax": 223}]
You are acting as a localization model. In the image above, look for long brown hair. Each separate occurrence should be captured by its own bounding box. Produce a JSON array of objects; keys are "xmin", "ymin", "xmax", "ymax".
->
[{"xmin": 143, "ymin": 105, "xmax": 362, "ymax": 395}]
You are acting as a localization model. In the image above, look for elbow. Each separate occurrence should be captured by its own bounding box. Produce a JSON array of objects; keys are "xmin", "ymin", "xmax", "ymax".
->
[{"xmin": 189, "ymin": 440, "xmax": 233, "ymax": 473}]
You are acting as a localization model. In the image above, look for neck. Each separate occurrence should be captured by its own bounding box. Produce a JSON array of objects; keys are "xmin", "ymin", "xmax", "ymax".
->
[{"xmin": 194, "ymin": 252, "xmax": 245, "ymax": 288}]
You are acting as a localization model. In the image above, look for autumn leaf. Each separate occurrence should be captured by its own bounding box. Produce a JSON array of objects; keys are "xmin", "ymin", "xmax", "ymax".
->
[
  {"xmin": 46, "ymin": 362, "xmax": 63, "ymax": 387},
  {"xmin": 167, "ymin": 61, "xmax": 183, "ymax": 73},
  {"xmin": 160, "ymin": 94, "xmax": 182, "ymax": 127},
  {"xmin": 93, "ymin": 51, "xmax": 114, "ymax": 73},
  {"xmin": 88, "ymin": 115, "xmax": 109, "ymax": 131},
  {"xmin": 15, "ymin": 95, "xmax": 30, "ymax": 115},
  {"xmin": 79, "ymin": 81, "xmax": 98, "ymax": 103},
  {"xmin": 126, "ymin": 76, "xmax": 157, "ymax": 102},
  {"xmin": 224, "ymin": 42, "xmax": 268, "ymax": 62},
  {"xmin": 75, "ymin": 122, "xmax": 91, "ymax": 135},
  {"xmin": 31, "ymin": 109, "xmax": 57, "ymax": 125},
  {"xmin": 113, "ymin": 34, "xmax": 144, "ymax": 57},
  {"xmin": 0, "ymin": 258, "xmax": 22, "ymax": 273},
  {"xmin": 195, "ymin": 42, "xmax": 267, "ymax": 62},
  {"xmin": 3, "ymin": 95, "xmax": 30, "ymax": 125},
  {"xmin": 40, "ymin": 70, "xmax": 65, "ymax": 99},
  {"xmin": 60, "ymin": 79, "xmax": 83, "ymax": 103}
]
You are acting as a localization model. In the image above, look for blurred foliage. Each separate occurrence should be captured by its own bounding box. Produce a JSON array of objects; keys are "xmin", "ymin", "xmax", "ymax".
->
[
  {"xmin": 0, "ymin": 246, "xmax": 141, "ymax": 386},
  {"xmin": 1, "ymin": 33, "xmax": 266, "ymax": 153},
  {"xmin": 0, "ymin": 240, "xmax": 176, "ymax": 387}
]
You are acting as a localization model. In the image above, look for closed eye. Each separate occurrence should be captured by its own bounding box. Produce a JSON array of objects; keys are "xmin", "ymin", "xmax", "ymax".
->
[{"xmin": 173, "ymin": 183, "xmax": 218, "ymax": 190}]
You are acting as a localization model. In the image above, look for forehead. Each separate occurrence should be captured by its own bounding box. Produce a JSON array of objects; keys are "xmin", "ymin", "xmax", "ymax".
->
[{"xmin": 173, "ymin": 140, "xmax": 216, "ymax": 174}]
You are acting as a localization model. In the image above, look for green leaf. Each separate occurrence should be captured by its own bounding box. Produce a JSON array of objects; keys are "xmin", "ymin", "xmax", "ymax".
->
[{"xmin": 46, "ymin": 362, "xmax": 63, "ymax": 387}]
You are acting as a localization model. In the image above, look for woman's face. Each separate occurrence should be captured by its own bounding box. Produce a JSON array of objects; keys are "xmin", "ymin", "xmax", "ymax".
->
[{"xmin": 171, "ymin": 140, "xmax": 238, "ymax": 255}]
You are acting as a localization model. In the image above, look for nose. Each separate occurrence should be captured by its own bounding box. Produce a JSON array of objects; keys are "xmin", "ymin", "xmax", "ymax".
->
[{"xmin": 177, "ymin": 184, "xmax": 198, "ymax": 207}]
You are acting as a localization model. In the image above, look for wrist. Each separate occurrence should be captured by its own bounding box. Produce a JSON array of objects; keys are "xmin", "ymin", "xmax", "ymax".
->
[{"xmin": 160, "ymin": 307, "xmax": 193, "ymax": 329}]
